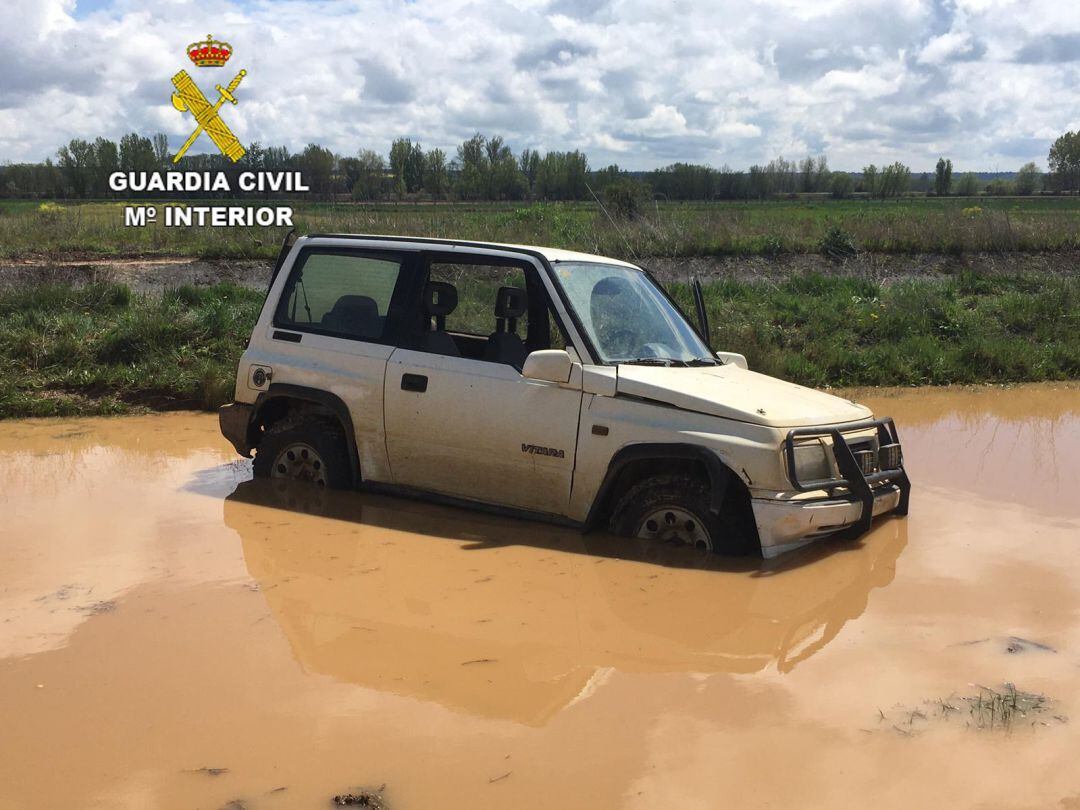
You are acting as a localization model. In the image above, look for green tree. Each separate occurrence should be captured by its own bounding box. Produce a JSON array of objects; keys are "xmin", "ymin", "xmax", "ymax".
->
[
  {"xmin": 152, "ymin": 133, "xmax": 170, "ymax": 168},
  {"xmin": 799, "ymin": 155, "xmax": 829, "ymax": 192},
  {"xmin": 455, "ymin": 133, "xmax": 489, "ymax": 200},
  {"xmin": 1015, "ymin": 162, "xmax": 1041, "ymax": 196},
  {"xmin": 118, "ymin": 133, "xmax": 157, "ymax": 174},
  {"xmin": 424, "ymin": 148, "xmax": 448, "ymax": 199},
  {"xmin": 57, "ymin": 138, "xmax": 95, "ymax": 197},
  {"xmin": 405, "ymin": 142, "xmax": 425, "ymax": 193},
  {"xmin": 934, "ymin": 157, "xmax": 952, "ymax": 196},
  {"xmin": 861, "ymin": 164, "xmax": 878, "ymax": 198},
  {"xmin": 92, "ymin": 137, "xmax": 119, "ymax": 197},
  {"xmin": 955, "ymin": 172, "xmax": 981, "ymax": 196},
  {"xmin": 297, "ymin": 143, "xmax": 336, "ymax": 198},
  {"xmin": 535, "ymin": 150, "xmax": 588, "ymax": 200},
  {"xmin": 519, "ymin": 148, "xmax": 540, "ymax": 194},
  {"xmin": 351, "ymin": 149, "xmax": 386, "ymax": 200},
  {"xmin": 388, "ymin": 137, "xmax": 414, "ymax": 198},
  {"xmin": 1048, "ymin": 131, "xmax": 1080, "ymax": 192},
  {"xmin": 830, "ymin": 172, "xmax": 854, "ymax": 199},
  {"xmin": 880, "ymin": 161, "xmax": 911, "ymax": 199}
]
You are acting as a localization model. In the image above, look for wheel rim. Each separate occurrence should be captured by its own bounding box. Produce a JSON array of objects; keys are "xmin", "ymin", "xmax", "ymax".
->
[
  {"xmin": 635, "ymin": 506, "xmax": 713, "ymax": 551},
  {"xmin": 270, "ymin": 442, "xmax": 327, "ymax": 487}
]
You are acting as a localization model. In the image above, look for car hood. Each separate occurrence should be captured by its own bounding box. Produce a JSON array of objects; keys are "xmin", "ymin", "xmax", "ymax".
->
[{"xmin": 615, "ymin": 363, "xmax": 872, "ymax": 428}]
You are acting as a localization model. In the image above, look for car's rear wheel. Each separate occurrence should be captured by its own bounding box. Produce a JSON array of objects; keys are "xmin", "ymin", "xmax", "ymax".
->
[
  {"xmin": 611, "ymin": 473, "xmax": 756, "ymax": 555},
  {"xmin": 253, "ymin": 421, "xmax": 352, "ymax": 489}
]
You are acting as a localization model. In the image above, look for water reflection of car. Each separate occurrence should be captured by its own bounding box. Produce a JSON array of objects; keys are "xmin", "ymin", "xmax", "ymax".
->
[
  {"xmin": 219, "ymin": 235, "xmax": 911, "ymax": 559},
  {"xmin": 224, "ymin": 480, "xmax": 907, "ymax": 726}
]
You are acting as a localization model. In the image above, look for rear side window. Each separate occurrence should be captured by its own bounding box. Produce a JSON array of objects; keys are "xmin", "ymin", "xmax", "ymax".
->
[{"xmin": 275, "ymin": 251, "xmax": 404, "ymax": 341}]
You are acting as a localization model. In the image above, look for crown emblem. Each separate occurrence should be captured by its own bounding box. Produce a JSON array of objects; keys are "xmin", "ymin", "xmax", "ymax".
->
[{"xmin": 187, "ymin": 34, "xmax": 232, "ymax": 67}]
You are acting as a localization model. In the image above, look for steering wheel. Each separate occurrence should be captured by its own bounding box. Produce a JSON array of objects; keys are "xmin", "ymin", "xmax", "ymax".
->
[{"xmin": 602, "ymin": 327, "xmax": 637, "ymax": 357}]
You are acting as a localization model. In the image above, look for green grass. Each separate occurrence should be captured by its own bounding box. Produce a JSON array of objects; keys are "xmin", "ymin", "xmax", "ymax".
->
[
  {"xmin": 669, "ymin": 272, "xmax": 1080, "ymax": 387},
  {"xmin": 1, "ymin": 272, "xmax": 1076, "ymax": 418},
  {"xmin": 0, "ymin": 282, "xmax": 263, "ymax": 417},
  {"xmin": 3, "ymin": 197, "xmax": 1080, "ymax": 261}
]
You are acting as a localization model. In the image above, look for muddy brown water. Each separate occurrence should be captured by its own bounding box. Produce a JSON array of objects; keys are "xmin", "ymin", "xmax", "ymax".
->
[{"xmin": 1, "ymin": 383, "xmax": 1078, "ymax": 809}]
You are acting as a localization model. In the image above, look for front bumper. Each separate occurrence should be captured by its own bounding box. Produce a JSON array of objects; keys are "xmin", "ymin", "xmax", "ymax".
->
[
  {"xmin": 753, "ymin": 485, "xmax": 903, "ymax": 558},
  {"xmin": 219, "ymin": 402, "xmax": 254, "ymax": 457},
  {"xmin": 755, "ymin": 417, "xmax": 912, "ymax": 558}
]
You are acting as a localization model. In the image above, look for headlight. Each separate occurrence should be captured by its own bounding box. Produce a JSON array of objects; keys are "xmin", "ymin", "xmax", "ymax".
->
[{"xmin": 792, "ymin": 442, "xmax": 833, "ymax": 484}]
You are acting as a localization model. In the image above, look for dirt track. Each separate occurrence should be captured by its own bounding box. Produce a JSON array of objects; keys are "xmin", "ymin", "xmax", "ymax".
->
[
  {"xmin": 2, "ymin": 249, "xmax": 1077, "ymax": 293},
  {"xmin": 1, "ymin": 384, "xmax": 1079, "ymax": 809}
]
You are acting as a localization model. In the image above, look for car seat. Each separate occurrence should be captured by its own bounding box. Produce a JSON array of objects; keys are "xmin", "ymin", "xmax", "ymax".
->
[
  {"xmin": 483, "ymin": 286, "xmax": 528, "ymax": 368},
  {"xmin": 418, "ymin": 281, "xmax": 461, "ymax": 356},
  {"xmin": 321, "ymin": 294, "xmax": 382, "ymax": 339}
]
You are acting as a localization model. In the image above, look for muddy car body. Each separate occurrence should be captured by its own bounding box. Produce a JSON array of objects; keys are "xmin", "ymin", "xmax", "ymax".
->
[{"xmin": 219, "ymin": 234, "xmax": 910, "ymax": 557}]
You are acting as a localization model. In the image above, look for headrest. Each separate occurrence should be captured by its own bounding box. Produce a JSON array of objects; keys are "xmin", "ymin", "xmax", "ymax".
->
[
  {"xmin": 329, "ymin": 295, "xmax": 378, "ymax": 320},
  {"xmin": 495, "ymin": 286, "xmax": 528, "ymax": 319},
  {"xmin": 424, "ymin": 282, "xmax": 458, "ymax": 317}
]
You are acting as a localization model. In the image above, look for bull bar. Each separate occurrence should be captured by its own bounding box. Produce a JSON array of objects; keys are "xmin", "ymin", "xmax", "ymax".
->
[{"xmin": 783, "ymin": 417, "xmax": 911, "ymax": 540}]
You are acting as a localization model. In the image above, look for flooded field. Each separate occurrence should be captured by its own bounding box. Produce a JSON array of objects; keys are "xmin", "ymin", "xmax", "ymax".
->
[{"xmin": 1, "ymin": 383, "xmax": 1079, "ymax": 810}]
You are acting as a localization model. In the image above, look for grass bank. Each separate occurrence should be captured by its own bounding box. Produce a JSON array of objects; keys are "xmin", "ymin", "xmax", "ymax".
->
[
  {"xmin": 3, "ymin": 197, "xmax": 1080, "ymax": 261},
  {"xmin": 0, "ymin": 273, "xmax": 1076, "ymax": 418}
]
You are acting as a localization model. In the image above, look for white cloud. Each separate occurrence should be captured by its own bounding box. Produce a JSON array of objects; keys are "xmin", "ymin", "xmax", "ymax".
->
[{"xmin": 0, "ymin": 0, "xmax": 1078, "ymax": 169}]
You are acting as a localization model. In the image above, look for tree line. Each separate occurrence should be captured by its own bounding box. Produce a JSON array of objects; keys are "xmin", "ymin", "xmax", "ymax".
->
[{"xmin": 2, "ymin": 130, "xmax": 1076, "ymax": 201}]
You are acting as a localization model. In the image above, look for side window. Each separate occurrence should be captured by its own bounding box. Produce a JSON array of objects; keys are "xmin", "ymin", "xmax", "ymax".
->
[
  {"xmin": 427, "ymin": 262, "xmax": 530, "ymax": 338},
  {"xmin": 275, "ymin": 251, "xmax": 404, "ymax": 341}
]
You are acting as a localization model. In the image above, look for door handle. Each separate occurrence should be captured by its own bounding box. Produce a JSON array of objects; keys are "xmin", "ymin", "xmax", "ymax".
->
[{"xmin": 401, "ymin": 373, "xmax": 428, "ymax": 393}]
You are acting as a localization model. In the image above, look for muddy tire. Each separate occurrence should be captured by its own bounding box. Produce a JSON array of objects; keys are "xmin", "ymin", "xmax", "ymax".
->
[
  {"xmin": 252, "ymin": 420, "xmax": 353, "ymax": 490},
  {"xmin": 610, "ymin": 473, "xmax": 758, "ymax": 556}
]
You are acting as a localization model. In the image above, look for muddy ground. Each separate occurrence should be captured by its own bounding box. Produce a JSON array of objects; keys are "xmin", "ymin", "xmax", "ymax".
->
[
  {"xmin": 1, "ymin": 249, "xmax": 1077, "ymax": 293},
  {"xmin": 1, "ymin": 384, "xmax": 1079, "ymax": 809}
]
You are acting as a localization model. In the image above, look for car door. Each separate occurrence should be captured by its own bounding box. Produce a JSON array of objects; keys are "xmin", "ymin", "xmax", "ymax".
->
[
  {"xmin": 266, "ymin": 246, "xmax": 417, "ymax": 483},
  {"xmin": 382, "ymin": 252, "xmax": 583, "ymax": 516}
]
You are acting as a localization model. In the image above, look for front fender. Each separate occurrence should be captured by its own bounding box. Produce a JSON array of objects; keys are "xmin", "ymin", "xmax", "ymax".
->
[{"xmin": 583, "ymin": 442, "xmax": 733, "ymax": 530}]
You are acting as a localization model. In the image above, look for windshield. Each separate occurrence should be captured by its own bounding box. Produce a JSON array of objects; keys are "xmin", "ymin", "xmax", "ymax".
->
[{"xmin": 551, "ymin": 261, "xmax": 713, "ymax": 365}]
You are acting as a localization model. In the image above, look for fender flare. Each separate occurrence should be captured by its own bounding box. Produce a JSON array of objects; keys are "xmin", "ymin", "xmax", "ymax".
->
[
  {"xmin": 583, "ymin": 442, "xmax": 733, "ymax": 530},
  {"xmin": 251, "ymin": 383, "xmax": 361, "ymax": 485}
]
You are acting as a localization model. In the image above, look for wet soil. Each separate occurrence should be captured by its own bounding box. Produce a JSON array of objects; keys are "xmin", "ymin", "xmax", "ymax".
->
[
  {"xmin": 2, "ymin": 250, "xmax": 1076, "ymax": 293},
  {"xmin": 1, "ymin": 383, "xmax": 1079, "ymax": 809}
]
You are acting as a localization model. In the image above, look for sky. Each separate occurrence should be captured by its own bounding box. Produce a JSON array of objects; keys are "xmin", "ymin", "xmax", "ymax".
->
[{"xmin": 1, "ymin": 0, "xmax": 1079, "ymax": 171}]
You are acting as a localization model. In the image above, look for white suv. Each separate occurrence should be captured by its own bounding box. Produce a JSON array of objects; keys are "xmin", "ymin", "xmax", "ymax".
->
[{"xmin": 220, "ymin": 234, "xmax": 910, "ymax": 558}]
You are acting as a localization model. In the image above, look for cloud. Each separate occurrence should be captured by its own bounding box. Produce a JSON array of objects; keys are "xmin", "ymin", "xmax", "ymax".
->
[
  {"xmin": 1015, "ymin": 34, "xmax": 1080, "ymax": 64},
  {"xmin": 0, "ymin": 0, "xmax": 1078, "ymax": 169}
]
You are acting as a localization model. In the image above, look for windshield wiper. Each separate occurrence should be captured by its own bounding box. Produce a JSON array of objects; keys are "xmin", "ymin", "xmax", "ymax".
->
[
  {"xmin": 686, "ymin": 357, "xmax": 720, "ymax": 366},
  {"xmin": 619, "ymin": 357, "xmax": 688, "ymax": 367}
]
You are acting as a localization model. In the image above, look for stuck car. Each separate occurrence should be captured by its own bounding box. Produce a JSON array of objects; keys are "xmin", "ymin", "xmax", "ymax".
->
[{"xmin": 219, "ymin": 234, "xmax": 910, "ymax": 558}]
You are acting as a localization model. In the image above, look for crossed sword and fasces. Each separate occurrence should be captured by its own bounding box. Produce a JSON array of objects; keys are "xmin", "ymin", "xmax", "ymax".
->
[{"xmin": 170, "ymin": 68, "xmax": 247, "ymax": 163}]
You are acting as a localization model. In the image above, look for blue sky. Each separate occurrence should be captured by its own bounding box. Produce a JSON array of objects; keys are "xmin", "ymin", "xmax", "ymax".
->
[{"xmin": 3, "ymin": 0, "xmax": 1079, "ymax": 170}]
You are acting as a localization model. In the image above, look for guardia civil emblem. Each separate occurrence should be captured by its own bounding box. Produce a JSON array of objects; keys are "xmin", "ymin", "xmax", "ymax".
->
[{"xmin": 170, "ymin": 35, "xmax": 247, "ymax": 163}]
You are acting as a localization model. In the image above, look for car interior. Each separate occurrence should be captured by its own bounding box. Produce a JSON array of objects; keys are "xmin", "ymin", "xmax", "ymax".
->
[
  {"xmin": 414, "ymin": 266, "xmax": 557, "ymax": 370},
  {"xmin": 320, "ymin": 294, "xmax": 384, "ymax": 340}
]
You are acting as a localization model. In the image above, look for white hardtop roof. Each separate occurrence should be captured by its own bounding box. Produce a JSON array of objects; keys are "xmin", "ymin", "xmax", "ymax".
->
[{"xmin": 301, "ymin": 234, "xmax": 641, "ymax": 269}]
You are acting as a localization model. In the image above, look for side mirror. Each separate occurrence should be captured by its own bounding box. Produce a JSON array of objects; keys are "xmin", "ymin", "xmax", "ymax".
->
[
  {"xmin": 716, "ymin": 351, "xmax": 748, "ymax": 369},
  {"xmin": 522, "ymin": 349, "xmax": 573, "ymax": 383}
]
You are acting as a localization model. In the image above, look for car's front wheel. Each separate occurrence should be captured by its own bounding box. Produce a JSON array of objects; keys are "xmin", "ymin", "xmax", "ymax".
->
[
  {"xmin": 611, "ymin": 473, "xmax": 756, "ymax": 555},
  {"xmin": 252, "ymin": 420, "xmax": 353, "ymax": 489}
]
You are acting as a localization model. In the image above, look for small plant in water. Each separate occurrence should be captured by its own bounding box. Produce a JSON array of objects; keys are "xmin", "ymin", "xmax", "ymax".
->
[{"xmin": 878, "ymin": 683, "xmax": 1063, "ymax": 735}]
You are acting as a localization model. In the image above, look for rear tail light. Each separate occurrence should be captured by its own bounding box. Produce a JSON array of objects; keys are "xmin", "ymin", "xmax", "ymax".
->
[
  {"xmin": 852, "ymin": 449, "xmax": 877, "ymax": 475},
  {"xmin": 879, "ymin": 443, "xmax": 902, "ymax": 470}
]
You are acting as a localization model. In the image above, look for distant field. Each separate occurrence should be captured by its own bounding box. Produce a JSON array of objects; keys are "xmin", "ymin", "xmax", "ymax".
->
[
  {"xmin": 2, "ymin": 197, "xmax": 1080, "ymax": 260},
  {"xmin": 1, "ymin": 271, "xmax": 1075, "ymax": 417}
]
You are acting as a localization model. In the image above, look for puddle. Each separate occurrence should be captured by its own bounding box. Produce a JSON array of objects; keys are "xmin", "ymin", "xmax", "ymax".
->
[{"xmin": 0, "ymin": 383, "xmax": 1079, "ymax": 809}]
